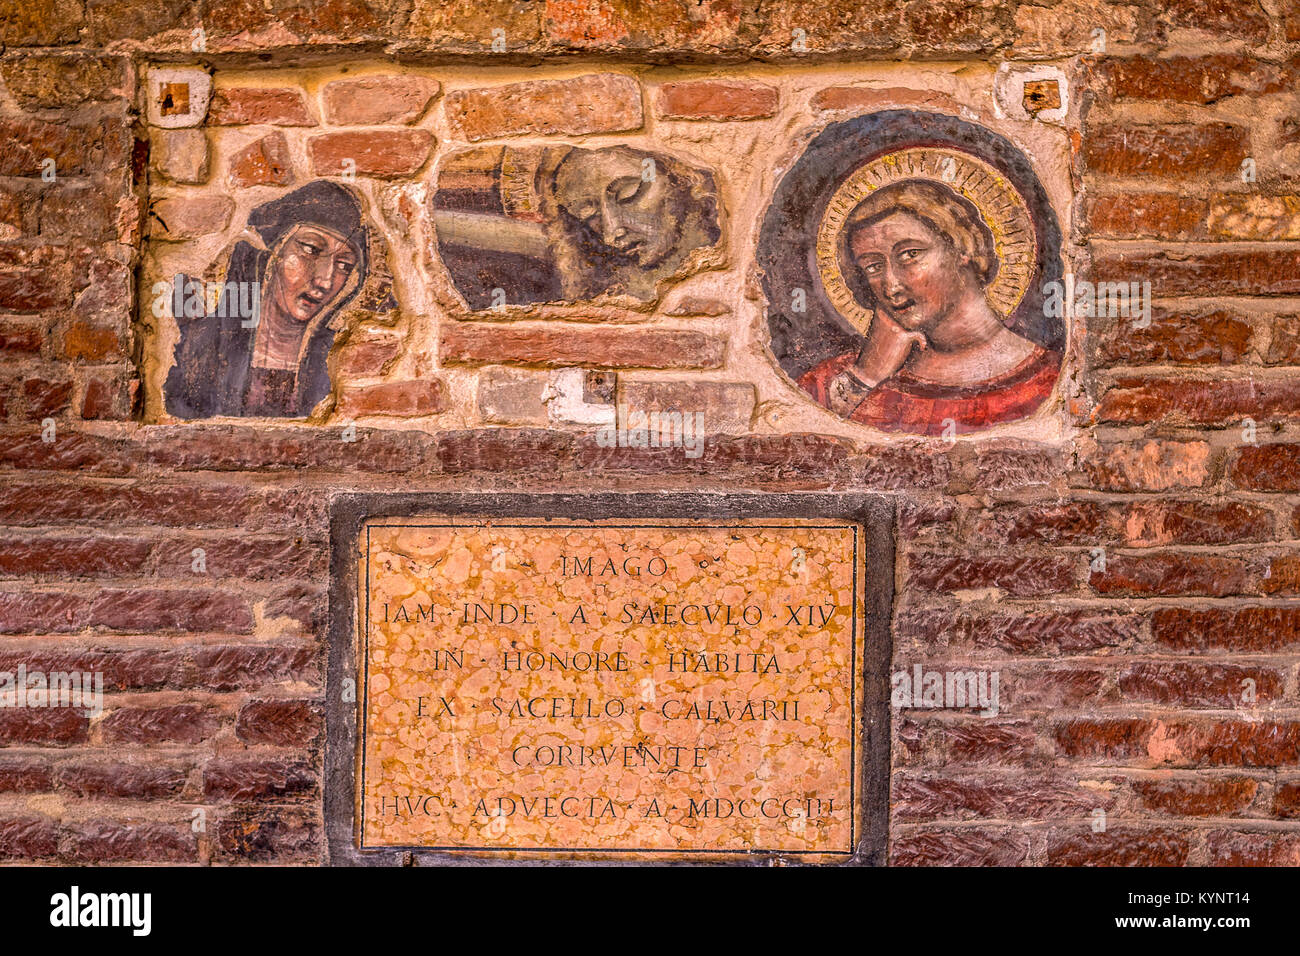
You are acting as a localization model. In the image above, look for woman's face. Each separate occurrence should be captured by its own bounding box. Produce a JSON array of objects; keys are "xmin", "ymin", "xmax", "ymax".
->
[
  {"xmin": 848, "ymin": 211, "xmax": 970, "ymax": 335},
  {"xmin": 268, "ymin": 225, "xmax": 359, "ymax": 324},
  {"xmin": 553, "ymin": 149, "xmax": 683, "ymax": 267}
]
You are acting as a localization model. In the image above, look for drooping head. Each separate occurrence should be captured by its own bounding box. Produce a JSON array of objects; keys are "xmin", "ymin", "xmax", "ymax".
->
[{"xmin": 839, "ymin": 178, "xmax": 997, "ymax": 336}]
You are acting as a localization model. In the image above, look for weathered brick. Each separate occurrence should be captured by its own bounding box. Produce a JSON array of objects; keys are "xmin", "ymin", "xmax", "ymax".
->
[
  {"xmin": 58, "ymin": 319, "xmax": 127, "ymax": 363},
  {"xmin": 80, "ymin": 371, "xmax": 134, "ymax": 421},
  {"xmin": 1083, "ymin": 123, "xmax": 1248, "ymax": 179},
  {"xmin": 227, "ymin": 131, "xmax": 294, "ymax": 188},
  {"xmin": 0, "ymin": 817, "xmax": 57, "ymax": 859},
  {"xmin": 1207, "ymin": 830, "xmax": 1300, "ymax": 865},
  {"xmin": 66, "ymin": 821, "xmax": 197, "ymax": 863},
  {"xmin": 895, "ymin": 606, "xmax": 1140, "ymax": 654},
  {"xmin": 152, "ymin": 127, "xmax": 210, "ymax": 184},
  {"xmin": 1096, "ymin": 378, "xmax": 1300, "ymax": 426},
  {"xmin": 191, "ymin": 645, "xmax": 317, "ymax": 692},
  {"xmin": 55, "ymin": 762, "xmax": 187, "ymax": 799},
  {"xmin": 0, "ymin": 0, "xmax": 84, "ymax": 45},
  {"xmin": 1153, "ymin": 607, "xmax": 1300, "ymax": 651},
  {"xmin": 100, "ymin": 704, "xmax": 220, "ymax": 744},
  {"xmin": 1158, "ymin": 0, "xmax": 1268, "ymax": 41},
  {"xmin": 617, "ymin": 380, "xmax": 755, "ymax": 434},
  {"xmin": 203, "ymin": 758, "xmax": 317, "ymax": 801},
  {"xmin": 1093, "ymin": 308, "xmax": 1252, "ymax": 366},
  {"xmin": 1210, "ymin": 194, "xmax": 1300, "ymax": 240},
  {"xmin": 0, "ymin": 759, "xmax": 52, "ymax": 793},
  {"xmin": 22, "ymin": 376, "xmax": 73, "ymax": 418},
  {"xmin": 891, "ymin": 828, "xmax": 1030, "ymax": 866},
  {"xmin": 0, "ymin": 56, "xmax": 127, "ymax": 110},
  {"xmin": 1092, "ymin": 248, "xmax": 1300, "ymax": 297},
  {"xmin": 235, "ymin": 699, "xmax": 322, "ymax": 746},
  {"xmin": 1047, "ymin": 827, "xmax": 1190, "ymax": 866},
  {"xmin": 1086, "ymin": 192, "xmax": 1205, "ymax": 239},
  {"xmin": 893, "ymin": 773, "xmax": 1111, "ymax": 821},
  {"xmin": 1118, "ymin": 662, "xmax": 1283, "ymax": 706},
  {"xmin": 1132, "ymin": 777, "xmax": 1258, "ymax": 816},
  {"xmin": 445, "ymin": 73, "xmax": 643, "ymax": 141},
  {"xmin": 336, "ymin": 327, "xmax": 404, "ymax": 378},
  {"xmin": 0, "ymin": 709, "xmax": 89, "ymax": 746},
  {"xmin": 215, "ymin": 809, "xmax": 318, "ymax": 862},
  {"xmin": 1094, "ymin": 55, "xmax": 1293, "ymax": 104},
  {"xmin": 208, "ymin": 87, "xmax": 314, "ymax": 126},
  {"xmin": 1091, "ymin": 552, "xmax": 1253, "ymax": 596},
  {"xmin": 908, "ymin": 553, "xmax": 1077, "ymax": 596},
  {"xmin": 1231, "ymin": 444, "xmax": 1300, "ymax": 491},
  {"xmin": 656, "ymin": 80, "xmax": 778, "ymax": 120},
  {"xmin": 337, "ymin": 380, "xmax": 446, "ymax": 417},
  {"xmin": 150, "ymin": 195, "xmax": 234, "ymax": 241},
  {"xmin": 0, "ymin": 318, "xmax": 43, "ymax": 355},
  {"xmin": 0, "ymin": 115, "xmax": 129, "ymax": 178},
  {"xmin": 308, "ymin": 129, "xmax": 434, "ymax": 178},
  {"xmin": 441, "ymin": 325, "xmax": 726, "ymax": 369},
  {"xmin": 322, "ymin": 75, "xmax": 439, "ymax": 125},
  {"xmin": 477, "ymin": 367, "xmax": 549, "ymax": 426},
  {"xmin": 0, "ymin": 537, "xmax": 151, "ymax": 577}
]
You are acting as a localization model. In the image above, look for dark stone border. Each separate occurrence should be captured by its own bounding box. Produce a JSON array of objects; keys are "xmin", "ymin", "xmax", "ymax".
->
[{"xmin": 326, "ymin": 492, "xmax": 893, "ymax": 867}]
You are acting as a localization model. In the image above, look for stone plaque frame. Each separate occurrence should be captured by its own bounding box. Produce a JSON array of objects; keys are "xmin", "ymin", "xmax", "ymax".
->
[{"xmin": 325, "ymin": 492, "xmax": 893, "ymax": 866}]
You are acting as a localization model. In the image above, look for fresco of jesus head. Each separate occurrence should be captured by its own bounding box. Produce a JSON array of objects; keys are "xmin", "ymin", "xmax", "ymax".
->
[{"xmin": 838, "ymin": 178, "xmax": 998, "ymax": 340}]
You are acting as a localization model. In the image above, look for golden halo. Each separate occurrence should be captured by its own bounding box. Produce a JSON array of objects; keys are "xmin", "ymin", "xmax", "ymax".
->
[{"xmin": 815, "ymin": 147, "xmax": 1036, "ymax": 335}]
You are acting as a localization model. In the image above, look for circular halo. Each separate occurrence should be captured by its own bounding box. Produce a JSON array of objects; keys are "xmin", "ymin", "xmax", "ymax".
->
[{"xmin": 815, "ymin": 146, "xmax": 1036, "ymax": 335}]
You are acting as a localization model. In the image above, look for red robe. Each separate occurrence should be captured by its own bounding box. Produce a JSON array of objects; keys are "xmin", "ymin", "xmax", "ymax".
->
[{"xmin": 798, "ymin": 345, "xmax": 1061, "ymax": 436}]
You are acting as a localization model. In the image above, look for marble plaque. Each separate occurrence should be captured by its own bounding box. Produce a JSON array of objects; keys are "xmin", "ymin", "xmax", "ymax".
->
[{"xmin": 327, "ymin": 495, "xmax": 891, "ymax": 865}]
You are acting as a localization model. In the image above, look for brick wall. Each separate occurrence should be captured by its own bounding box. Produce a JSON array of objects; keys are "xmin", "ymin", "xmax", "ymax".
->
[{"xmin": 2, "ymin": 0, "xmax": 1299, "ymax": 865}]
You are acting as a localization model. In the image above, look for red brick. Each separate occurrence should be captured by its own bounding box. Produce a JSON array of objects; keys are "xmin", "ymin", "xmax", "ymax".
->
[
  {"xmin": 203, "ymin": 758, "xmax": 316, "ymax": 801},
  {"xmin": 1231, "ymin": 444, "xmax": 1300, "ymax": 491},
  {"xmin": 79, "ymin": 371, "xmax": 134, "ymax": 421},
  {"xmin": 898, "ymin": 718, "xmax": 1039, "ymax": 767},
  {"xmin": 1086, "ymin": 192, "xmax": 1205, "ymax": 239},
  {"xmin": 1153, "ymin": 607, "xmax": 1300, "ymax": 651},
  {"xmin": 1208, "ymin": 830, "xmax": 1300, "ymax": 865},
  {"xmin": 436, "ymin": 429, "xmax": 575, "ymax": 474},
  {"xmin": 0, "ymin": 649, "xmax": 178, "ymax": 691},
  {"xmin": 0, "ymin": 589, "xmax": 254, "ymax": 634},
  {"xmin": 100, "ymin": 704, "xmax": 220, "ymax": 744},
  {"xmin": 1047, "ymin": 827, "xmax": 1190, "ymax": 866},
  {"xmin": 308, "ymin": 129, "xmax": 433, "ymax": 178},
  {"xmin": 1097, "ymin": 378, "xmax": 1300, "ymax": 426},
  {"xmin": 191, "ymin": 645, "xmax": 317, "ymax": 692},
  {"xmin": 973, "ymin": 500, "xmax": 1272, "ymax": 548},
  {"xmin": 891, "ymin": 828, "xmax": 1030, "ymax": 866},
  {"xmin": 1083, "ymin": 123, "xmax": 1248, "ymax": 179},
  {"xmin": 812, "ymin": 86, "xmax": 959, "ymax": 114},
  {"xmin": 22, "ymin": 376, "xmax": 73, "ymax": 418},
  {"xmin": 1053, "ymin": 717, "xmax": 1156, "ymax": 760},
  {"xmin": 1158, "ymin": 0, "xmax": 1269, "ymax": 41},
  {"xmin": 969, "ymin": 446, "xmax": 1065, "ymax": 490},
  {"xmin": 1094, "ymin": 308, "xmax": 1252, "ymax": 366},
  {"xmin": 152, "ymin": 533, "xmax": 319, "ymax": 580},
  {"xmin": 40, "ymin": 184, "xmax": 118, "ymax": 242},
  {"xmin": 1118, "ymin": 662, "xmax": 1283, "ymax": 707},
  {"xmin": 208, "ymin": 87, "xmax": 314, "ymax": 126},
  {"xmin": 1272, "ymin": 779, "xmax": 1300, "ymax": 817},
  {"xmin": 1094, "ymin": 55, "xmax": 1293, "ymax": 104},
  {"xmin": 0, "ymin": 817, "xmax": 57, "ymax": 859},
  {"xmin": 337, "ymin": 380, "xmax": 446, "ymax": 418},
  {"xmin": 1209, "ymin": 194, "xmax": 1300, "ymax": 240},
  {"xmin": 0, "ymin": 481, "xmax": 256, "ymax": 525},
  {"xmin": 893, "ymin": 773, "xmax": 1112, "ymax": 821},
  {"xmin": 0, "ymin": 537, "xmax": 151, "ymax": 577},
  {"xmin": 139, "ymin": 426, "xmax": 440, "ymax": 475},
  {"xmin": 1133, "ymin": 777, "xmax": 1258, "ymax": 816},
  {"xmin": 445, "ymin": 73, "xmax": 642, "ymax": 141},
  {"xmin": 1059, "ymin": 718, "xmax": 1300, "ymax": 767},
  {"xmin": 0, "ymin": 759, "xmax": 52, "ymax": 793},
  {"xmin": 1262, "ymin": 554, "xmax": 1300, "ymax": 594},
  {"xmin": 1091, "ymin": 552, "xmax": 1253, "ymax": 596},
  {"xmin": 57, "ymin": 319, "xmax": 127, "ymax": 362},
  {"xmin": 656, "ymin": 80, "xmax": 778, "ymax": 120},
  {"xmin": 0, "ymin": 319, "xmax": 43, "ymax": 355},
  {"xmin": 215, "ymin": 809, "xmax": 318, "ymax": 862},
  {"xmin": 66, "ymin": 821, "xmax": 197, "ymax": 863},
  {"xmin": 0, "ymin": 709, "xmax": 89, "ymax": 746},
  {"xmin": 0, "ymin": 115, "xmax": 129, "ymax": 178},
  {"xmin": 235, "ymin": 699, "xmax": 321, "ymax": 746},
  {"xmin": 227, "ymin": 131, "xmax": 294, "ymax": 188},
  {"xmin": 908, "ymin": 553, "xmax": 1077, "ymax": 596},
  {"xmin": 1266, "ymin": 313, "xmax": 1300, "ymax": 365},
  {"xmin": 440, "ymin": 325, "xmax": 726, "ymax": 369},
  {"xmin": 895, "ymin": 606, "xmax": 1139, "ymax": 654},
  {"xmin": 150, "ymin": 195, "xmax": 234, "ymax": 241},
  {"xmin": 0, "ymin": 0, "xmax": 84, "ymax": 45},
  {"xmin": 336, "ymin": 327, "xmax": 404, "ymax": 377},
  {"xmin": 1080, "ymin": 441, "xmax": 1214, "ymax": 492},
  {"xmin": 322, "ymin": 75, "xmax": 439, "ymax": 125},
  {"xmin": 55, "ymin": 762, "xmax": 187, "ymax": 799},
  {"xmin": 1093, "ymin": 248, "xmax": 1300, "ymax": 297}
]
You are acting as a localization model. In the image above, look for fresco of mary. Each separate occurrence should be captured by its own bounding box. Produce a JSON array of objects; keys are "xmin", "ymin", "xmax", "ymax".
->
[
  {"xmin": 164, "ymin": 180, "xmax": 369, "ymax": 419},
  {"xmin": 798, "ymin": 178, "xmax": 1061, "ymax": 435}
]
